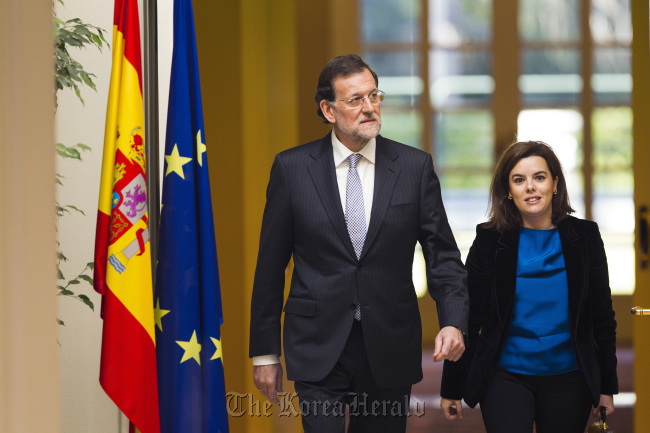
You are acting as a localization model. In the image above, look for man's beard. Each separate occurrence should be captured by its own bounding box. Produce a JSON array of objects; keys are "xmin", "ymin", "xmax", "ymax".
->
[{"xmin": 341, "ymin": 115, "xmax": 382, "ymax": 141}]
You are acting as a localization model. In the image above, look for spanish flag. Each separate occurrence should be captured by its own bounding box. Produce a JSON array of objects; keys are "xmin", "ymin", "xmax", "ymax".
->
[{"xmin": 93, "ymin": 0, "xmax": 160, "ymax": 432}]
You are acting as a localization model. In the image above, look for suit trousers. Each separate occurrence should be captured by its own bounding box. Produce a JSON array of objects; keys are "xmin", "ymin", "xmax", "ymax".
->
[
  {"xmin": 479, "ymin": 369, "xmax": 593, "ymax": 433},
  {"xmin": 294, "ymin": 320, "xmax": 412, "ymax": 433}
]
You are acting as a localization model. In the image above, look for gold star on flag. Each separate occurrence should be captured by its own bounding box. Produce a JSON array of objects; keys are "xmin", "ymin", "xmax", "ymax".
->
[
  {"xmin": 176, "ymin": 330, "xmax": 202, "ymax": 365},
  {"xmin": 165, "ymin": 144, "xmax": 192, "ymax": 179},
  {"xmin": 210, "ymin": 337, "xmax": 223, "ymax": 361},
  {"xmin": 153, "ymin": 298, "xmax": 170, "ymax": 332},
  {"xmin": 197, "ymin": 130, "xmax": 206, "ymax": 167}
]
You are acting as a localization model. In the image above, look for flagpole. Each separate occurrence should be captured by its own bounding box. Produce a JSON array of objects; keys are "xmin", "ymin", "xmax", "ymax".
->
[
  {"xmin": 141, "ymin": 2, "xmax": 159, "ymax": 427},
  {"xmin": 143, "ymin": 0, "xmax": 160, "ymax": 287},
  {"xmin": 139, "ymin": 4, "xmax": 159, "ymax": 428}
]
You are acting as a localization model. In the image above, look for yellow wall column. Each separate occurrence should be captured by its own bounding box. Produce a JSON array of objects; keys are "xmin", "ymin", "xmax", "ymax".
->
[
  {"xmin": 632, "ymin": 0, "xmax": 650, "ymax": 430},
  {"xmin": 195, "ymin": 1, "xmax": 358, "ymax": 431},
  {"xmin": 194, "ymin": 2, "xmax": 248, "ymax": 431},
  {"xmin": 195, "ymin": 0, "xmax": 299, "ymax": 431},
  {"xmin": 296, "ymin": 0, "xmax": 359, "ymax": 145},
  {"xmin": 296, "ymin": 1, "xmax": 332, "ymax": 145}
]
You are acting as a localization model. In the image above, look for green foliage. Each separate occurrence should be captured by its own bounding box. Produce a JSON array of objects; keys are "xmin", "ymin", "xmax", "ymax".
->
[
  {"xmin": 56, "ymin": 204, "xmax": 86, "ymax": 219},
  {"xmin": 54, "ymin": 8, "xmax": 108, "ymax": 106},
  {"xmin": 56, "ymin": 262, "xmax": 95, "ymax": 326},
  {"xmin": 56, "ymin": 142, "xmax": 92, "ymax": 159},
  {"xmin": 54, "ymin": 0, "xmax": 106, "ymax": 324}
]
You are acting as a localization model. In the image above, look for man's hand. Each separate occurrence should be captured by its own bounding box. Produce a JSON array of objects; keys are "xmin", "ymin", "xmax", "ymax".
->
[
  {"xmin": 433, "ymin": 326, "xmax": 465, "ymax": 362},
  {"xmin": 440, "ymin": 398, "xmax": 464, "ymax": 420},
  {"xmin": 592, "ymin": 394, "xmax": 615, "ymax": 417},
  {"xmin": 253, "ymin": 363, "xmax": 284, "ymax": 405}
]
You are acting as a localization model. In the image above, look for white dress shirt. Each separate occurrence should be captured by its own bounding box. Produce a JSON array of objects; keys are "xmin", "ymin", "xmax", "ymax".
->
[
  {"xmin": 253, "ymin": 130, "xmax": 377, "ymax": 366},
  {"xmin": 332, "ymin": 130, "xmax": 375, "ymax": 230}
]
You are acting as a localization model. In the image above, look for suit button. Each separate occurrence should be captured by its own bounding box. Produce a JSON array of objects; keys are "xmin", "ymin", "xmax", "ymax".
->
[
  {"xmin": 350, "ymin": 303, "xmax": 356, "ymax": 310},
  {"xmin": 358, "ymin": 266, "xmax": 363, "ymax": 270}
]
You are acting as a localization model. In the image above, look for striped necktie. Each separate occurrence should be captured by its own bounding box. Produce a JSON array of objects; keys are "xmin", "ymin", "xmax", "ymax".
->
[{"xmin": 345, "ymin": 153, "xmax": 365, "ymax": 321}]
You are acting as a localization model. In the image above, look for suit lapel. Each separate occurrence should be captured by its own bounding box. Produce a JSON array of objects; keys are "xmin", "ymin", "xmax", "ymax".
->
[
  {"xmin": 495, "ymin": 229, "xmax": 519, "ymax": 326},
  {"xmin": 360, "ymin": 136, "xmax": 400, "ymax": 259},
  {"xmin": 559, "ymin": 218, "xmax": 583, "ymax": 329},
  {"xmin": 307, "ymin": 134, "xmax": 358, "ymax": 260}
]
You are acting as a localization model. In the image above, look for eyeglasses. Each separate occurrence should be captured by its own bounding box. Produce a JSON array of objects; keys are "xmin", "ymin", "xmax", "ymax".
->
[{"xmin": 335, "ymin": 90, "xmax": 385, "ymax": 108}]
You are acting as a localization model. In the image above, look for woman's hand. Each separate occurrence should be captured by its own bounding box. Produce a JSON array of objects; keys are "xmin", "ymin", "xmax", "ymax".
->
[
  {"xmin": 440, "ymin": 398, "xmax": 464, "ymax": 420},
  {"xmin": 592, "ymin": 394, "xmax": 614, "ymax": 417}
]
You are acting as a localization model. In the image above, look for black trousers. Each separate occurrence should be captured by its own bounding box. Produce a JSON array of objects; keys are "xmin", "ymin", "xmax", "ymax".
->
[
  {"xmin": 294, "ymin": 320, "xmax": 412, "ymax": 433},
  {"xmin": 480, "ymin": 369, "xmax": 593, "ymax": 433}
]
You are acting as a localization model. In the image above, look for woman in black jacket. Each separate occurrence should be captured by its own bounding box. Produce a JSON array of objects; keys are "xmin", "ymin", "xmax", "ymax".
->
[{"xmin": 440, "ymin": 141, "xmax": 617, "ymax": 433}]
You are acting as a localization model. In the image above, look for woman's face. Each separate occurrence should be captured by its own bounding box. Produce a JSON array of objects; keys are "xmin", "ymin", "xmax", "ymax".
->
[{"xmin": 508, "ymin": 156, "xmax": 559, "ymax": 229}]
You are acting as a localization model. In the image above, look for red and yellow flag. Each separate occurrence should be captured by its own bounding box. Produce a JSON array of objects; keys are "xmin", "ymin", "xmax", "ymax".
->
[{"xmin": 93, "ymin": 1, "xmax": 159, "ymax": 432}]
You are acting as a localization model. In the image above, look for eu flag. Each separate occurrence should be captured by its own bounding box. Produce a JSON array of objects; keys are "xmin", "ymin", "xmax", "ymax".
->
[{"xmin": 155, "ymin": 0, "xmax": 228, "ymax": 431}]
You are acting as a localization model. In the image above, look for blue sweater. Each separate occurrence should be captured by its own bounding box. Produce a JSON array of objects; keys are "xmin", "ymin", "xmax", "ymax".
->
[{"xmin": 497, "ymin": 227, "xmax": 579, "ymax": 375}]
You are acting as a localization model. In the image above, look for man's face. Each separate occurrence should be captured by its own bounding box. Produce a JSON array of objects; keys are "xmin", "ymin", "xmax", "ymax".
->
[{"xmin": 320, "ymin": 69, "xmax": 382, "ymax": 150}]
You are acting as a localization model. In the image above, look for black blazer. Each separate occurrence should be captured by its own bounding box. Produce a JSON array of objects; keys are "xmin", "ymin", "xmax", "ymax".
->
[
  {"xmin": 249, "ymin": 134, "xmax": 469, "ymax": 388},
  {"xmin": 441, "ymin": 216, "xmax": 618, "ymax": 407}
]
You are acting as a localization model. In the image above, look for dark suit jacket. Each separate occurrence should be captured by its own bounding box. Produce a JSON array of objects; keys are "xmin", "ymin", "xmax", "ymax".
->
[
  {"xmin": 249, "ymin": 133, "xmax": 468, "ymax": 388},
  {"xmin": 441, "ymin": 216, "xmax": 618, "ymax": 407}
]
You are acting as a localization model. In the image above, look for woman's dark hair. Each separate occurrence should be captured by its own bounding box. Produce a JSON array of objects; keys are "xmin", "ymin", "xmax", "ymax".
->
[
  {"xmin": 485, "ymin": 140, "xmax": 575, "ymax": 232},
  {"xmin": 314, "ymin": 54, "xmax": 379, "ymax": 124}
]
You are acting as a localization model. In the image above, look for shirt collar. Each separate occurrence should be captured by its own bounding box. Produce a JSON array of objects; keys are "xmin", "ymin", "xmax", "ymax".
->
[{"xmin": 331, "ymin": 130, "xmax": 376, "ymax": 167}]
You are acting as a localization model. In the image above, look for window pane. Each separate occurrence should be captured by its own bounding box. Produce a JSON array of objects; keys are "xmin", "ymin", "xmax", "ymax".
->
[
  {"xmin": 519, "ymin": 0, "xmax": 581, "ymax": 42},
  {"xmin": 430, "ymin": 50, "xmax": 493, "ymax": 107},
  {"xmin": 440, "ymin": 184, "xmax": 493, "ymax": 262},
  {"xmin": 435, "ymin": 110, "xmax": 494, "ymax": 261},
  {"xmin": 592, "ymin": 107, "xmax": 633, "ymax": 294},
  {"xmin": 599, "ymin": 232, "xmax": 634, "ymax": 294},
  {"xmin": 593, "ymin": 48, "xmax": 631, "ymax": 104},
  {"xmin": 429, "ymin": 0, "xmax": 491, "ymax": 45},
  {"xmin": 592, "ymin": 107, "xmax": 632, "ymax": 224},
  {"xmin": 364, "ymin": 51, "xmax": 422, "ymax": 106},
  {"xmin": 517, "ymin": 109, "xmax": 585, "ymax": 217},
  {"xmin": 381, "ymin": 109, "xmax": 423, "ymax": 149},
  {"xmin": 591, "ymin": 0, "xmax": 632, "ymax": 43},
  {"xmin": 364, "ymin": 51, "xmax": 423, "ymax": 148},
  {"xmin": 361, "ymin": 0, "xmax": 420, "ymax": 43},
  {"xmin": 520, "ymin": 49, "xmax": 581, "ymax": 104},
  {"xmin": 434, "ymin": 111, "xmax": 493, "ymax": 172}
]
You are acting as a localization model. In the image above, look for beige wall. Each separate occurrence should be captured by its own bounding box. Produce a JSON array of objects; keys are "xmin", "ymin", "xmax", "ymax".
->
[{"xmin": 0, "ymin": 1, "xmax": 59, "ymax": 432}]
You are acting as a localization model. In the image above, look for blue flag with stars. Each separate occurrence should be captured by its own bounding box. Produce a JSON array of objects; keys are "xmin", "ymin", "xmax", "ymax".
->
[{"xmin": 155, "ymin": 0, "xmax": 228, "ymax": 431}]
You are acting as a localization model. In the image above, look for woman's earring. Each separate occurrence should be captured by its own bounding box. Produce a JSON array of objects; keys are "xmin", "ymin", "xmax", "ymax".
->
[
  {"xmin": 507, "ymin": 194, "xmax": 512, "ymax": 200},
  {"xmin": 554, "ymin": 190, "xmax": 557, "ymax": 195}
]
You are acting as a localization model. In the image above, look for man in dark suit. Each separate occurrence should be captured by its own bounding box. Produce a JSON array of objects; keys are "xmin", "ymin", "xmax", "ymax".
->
[{"xmin": 249, "ymin": 54, "xmax": 469, "ymax": 432}]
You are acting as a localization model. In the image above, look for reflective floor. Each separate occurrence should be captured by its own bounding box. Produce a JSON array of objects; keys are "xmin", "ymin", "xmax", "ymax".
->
[{"xmin": 407, "ymin": 347, "xmax": 634, "ymax": 433}]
